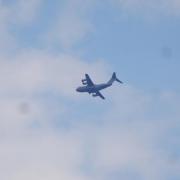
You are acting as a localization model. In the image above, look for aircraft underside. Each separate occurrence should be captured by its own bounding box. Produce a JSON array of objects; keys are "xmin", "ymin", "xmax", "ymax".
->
[{"xmin": 76, "ymin": 72, "xmax": 123, "ymax": 100}]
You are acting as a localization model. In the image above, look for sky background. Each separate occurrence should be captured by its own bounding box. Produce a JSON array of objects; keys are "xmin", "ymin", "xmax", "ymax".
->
[{"xmin": 0, "ymin": 0, "xmax": 180, "ymax": 179}]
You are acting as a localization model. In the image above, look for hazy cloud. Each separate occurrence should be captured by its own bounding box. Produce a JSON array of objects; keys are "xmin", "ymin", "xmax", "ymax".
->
[
  {"xmin": 0, "ymin": 1, "xmax": 179, "ymax": 180},
  {"xmin": 46, "ymin": 0, "xmax": 95, "ymax": 48},
  {"xmin": 0, "ymin": 50, "xmax": 108, "ymax": 97},
  {"xmin": 0, "ymin": 0, "xmax": 42, "ymax": 52},
  {"xmin": 11, "ymin": 0, "xmax": 42, "ymax": 25},
  {"xmin": 112, "ymin": 0, "xmax": 180, "ymax": 17}
]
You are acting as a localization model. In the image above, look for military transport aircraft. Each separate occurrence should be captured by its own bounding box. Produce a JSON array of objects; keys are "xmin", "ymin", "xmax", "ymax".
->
[{"xmin": 76, "ymin": 72, "xmax": 123, "ymax": 99}]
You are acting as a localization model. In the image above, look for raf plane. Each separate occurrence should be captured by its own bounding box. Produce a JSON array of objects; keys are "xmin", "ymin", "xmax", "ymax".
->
[{"xmin": 76, "ymin": 72, "xmax": 123, "ymax": 100}]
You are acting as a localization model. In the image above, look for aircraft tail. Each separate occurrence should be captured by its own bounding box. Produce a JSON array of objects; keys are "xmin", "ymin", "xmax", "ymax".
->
[{"xmin": 108, "ymin": 72, "xmax": 123, "ymax": 85}]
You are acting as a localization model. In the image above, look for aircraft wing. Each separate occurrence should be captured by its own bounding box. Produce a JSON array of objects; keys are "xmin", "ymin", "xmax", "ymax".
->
[
  {"xmin": 85, "ymin": 74, "xmax": 94, "ymax": 86},
  {"xmin": 95, "ymin": 91, "xmax": 105, "ymax": 100}
]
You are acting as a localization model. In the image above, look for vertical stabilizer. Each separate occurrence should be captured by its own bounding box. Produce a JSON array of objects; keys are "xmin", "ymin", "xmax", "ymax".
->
[{"xmin": 108, "ymin": 72, "xmax": 123, "ymax": 85}]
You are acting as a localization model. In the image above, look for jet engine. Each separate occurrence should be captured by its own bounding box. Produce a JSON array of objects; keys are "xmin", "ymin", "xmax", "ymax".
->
[
  {"xmin": 92, "ymin": 93, "xmax": 98, "ymax": 97},
  {"xmin": 82, "ymin": 79, "xmax": 87, "ymax": 85}
]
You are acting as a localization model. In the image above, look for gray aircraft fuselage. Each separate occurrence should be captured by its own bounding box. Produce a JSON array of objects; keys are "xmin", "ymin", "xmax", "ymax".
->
[
  {"xmin": 76, "ymin": 72, "xmax": 123, "ymax": 99},
  {"xmin": 76, "ymin": 83, "xmax": 111, "ymax": 93}
]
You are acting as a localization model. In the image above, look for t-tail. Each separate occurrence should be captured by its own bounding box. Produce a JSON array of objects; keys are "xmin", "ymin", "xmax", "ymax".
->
[{"xmin": 108, "ymin": 72, "xmax": 123, "ymax": 85}]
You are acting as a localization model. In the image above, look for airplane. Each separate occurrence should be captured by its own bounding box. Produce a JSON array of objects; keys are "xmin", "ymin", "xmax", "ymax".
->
[{"xmin": 76, "ymin": 72, "xmax": 123, "ymax": 100}]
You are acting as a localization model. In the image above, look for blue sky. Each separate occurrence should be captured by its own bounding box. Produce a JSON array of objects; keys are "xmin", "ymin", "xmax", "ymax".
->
[
  {"xmin": 11, "ymin": 0, "xmax": 180, "ymax": 91},
  {"xmin": 0, "ymin": 0, "xmax": 180, "ymax": 180}
]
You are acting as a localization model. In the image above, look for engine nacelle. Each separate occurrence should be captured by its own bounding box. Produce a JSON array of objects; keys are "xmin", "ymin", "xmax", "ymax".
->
[
  {"xmin": 82, "ymin": 79, "xmax": 87, "ymax": 85},
  {"xmin": 92, "ymin": 93, "xmax": 98, "ymax": 97}
]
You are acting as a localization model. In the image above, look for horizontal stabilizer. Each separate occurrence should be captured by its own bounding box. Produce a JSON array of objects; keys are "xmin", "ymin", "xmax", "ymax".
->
[{"xmin": 108, "ymin": 72, "xmax": 123, "ymax": 84}]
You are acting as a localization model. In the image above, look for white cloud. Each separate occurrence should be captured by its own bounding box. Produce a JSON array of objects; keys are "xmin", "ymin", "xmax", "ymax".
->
[
  {"xmin": 0, "ymin": 1, "xmax": 179, "ymax": 179},
  {"xmin": 0, "ymin": 49, "xmax": 108, "ymax": 97},
  {"xmin": 0, "ymin": 3, "xmax": 15, "ymax": 51},
  {"xmin": 11, "ymin": 0, "xmax": 42, "ymax": 25},
  {"xmin": 0, "ymin": 57, "xmax": 179, "ymax": 179},
  {"xmin": 91, "ymin": 126, "xmax": 168, "ymax": 179},
  {"xmin": 46, "ymin": 0, "xmax": 95, "ymax": 48},
  {"xmin": 0, "ymin": 130, "xmax": 89, "ymax": 180},
  {"xmin": 0, "ymin": 0, "xmax": 42, "ymax": 25},
  {"xmin": 0, "ymin": 0, "xmax": 42, "ymax": 53},
  {"xmin": 0, "ymin": 47, "xmax": 108, "ymax": 179},
  {"xmin": 0, "ymin": 48, "xmax": 109, "ymax": 137}
]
